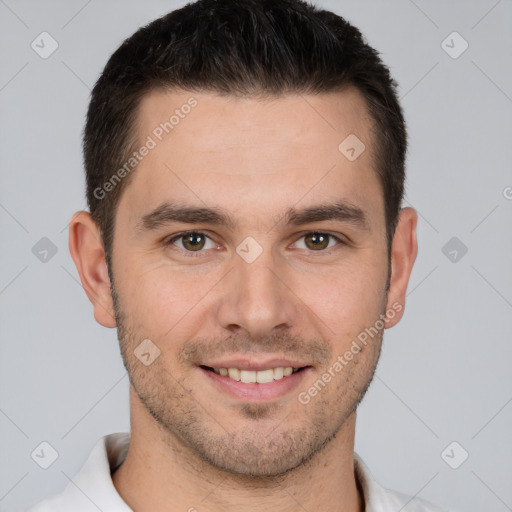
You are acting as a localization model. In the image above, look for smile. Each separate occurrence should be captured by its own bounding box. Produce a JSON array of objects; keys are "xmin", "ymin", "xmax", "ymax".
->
[{"xmin": 201, "ymin": 366, "xmax": 303, "ymax": 383}]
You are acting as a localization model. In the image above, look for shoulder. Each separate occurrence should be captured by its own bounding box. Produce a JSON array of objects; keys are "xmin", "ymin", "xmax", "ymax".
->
[
  {"xmin": 354, "ymin": 453, "xmax": 447, "ymax": 512},
  {"xmin": 26, "ymin": 488, "xmax": 87, "ymax": 512},
  {"xmin": 381, "ymin": 487, "xmax": 448, "ymax": 512},
  {"xmin": 26, "ymin": 433, "xmax": 131, "ymax": 512}
]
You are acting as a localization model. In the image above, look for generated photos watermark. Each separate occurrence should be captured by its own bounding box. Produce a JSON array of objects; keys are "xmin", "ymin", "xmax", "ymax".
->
[
  {"xmin": 93, "ymin": 97, "xmax": 198, "ymax": 200},
  {"xmin": 298, "ymin": 301, "xmax": 403, "ymax": 405}
]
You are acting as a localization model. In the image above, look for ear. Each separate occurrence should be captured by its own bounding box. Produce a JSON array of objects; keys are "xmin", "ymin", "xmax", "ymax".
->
[
  {"xmin": 385, "ymin": 207, "xmax": 418, "ymax": 328},
  {"xmin": 68, "ymin": 211, "xmax": 116, "ymax": 328}
]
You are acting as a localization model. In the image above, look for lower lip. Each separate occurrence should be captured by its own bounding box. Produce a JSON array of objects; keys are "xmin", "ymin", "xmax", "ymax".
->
[{"xmin": 200, "ymin": 367, "xmax": 311, "ymax": 402}]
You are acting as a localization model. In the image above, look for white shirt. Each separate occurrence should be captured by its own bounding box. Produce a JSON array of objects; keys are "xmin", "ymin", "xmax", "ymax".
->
[{"xmin": 27, "ymin": 432, "xmax": 447, "ymax": 512}]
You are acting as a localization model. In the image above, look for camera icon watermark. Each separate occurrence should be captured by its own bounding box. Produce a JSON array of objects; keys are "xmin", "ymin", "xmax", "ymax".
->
[
  {"xmin": 441, "ymin": 441, "xmax": 469, "ymax": 469},
  {"xmin": 236, "ymin": 236, "xmax": 263, "ymax": 263},
  {"xmin": 31, "ymin": 31, "xmax": 59, "ymax": 59},
  {"xmin": 31, "ymin": 441, "xmax": 59, "ymax": 469},
  {"xmin": 134, "ymin": 338, "xmax": 161, "ymax": 366},
  {"xmin": 441, "ymin": 31, "xmax": 468, "ymax": 60},
  {"xmin": 338, "ymin": 134, "xmax": 366, "ymax": 162},
  {"xmin": 442, "ymin": 237, "xmax": 468, "ymax": 263},
  {"xmin": 32, "ymin": 237, "xmax": 58, "ymax": 263}
]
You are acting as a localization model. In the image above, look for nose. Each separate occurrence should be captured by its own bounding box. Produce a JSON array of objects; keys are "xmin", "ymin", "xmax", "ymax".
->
[{"xmin": 215, "ymin": 246, "xmax": 298, "ymax": 340}]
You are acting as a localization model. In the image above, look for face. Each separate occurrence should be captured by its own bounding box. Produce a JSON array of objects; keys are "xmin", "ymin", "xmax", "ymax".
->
[{"xmin": 108, "ymin": 88, "xmax": 395, "ymax": 477}]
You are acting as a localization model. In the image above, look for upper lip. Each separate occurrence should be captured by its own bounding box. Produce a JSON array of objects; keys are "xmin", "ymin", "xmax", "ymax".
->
[{"xmin": 200, "ymin": 358, "xmax": 311, "ymax": 371}]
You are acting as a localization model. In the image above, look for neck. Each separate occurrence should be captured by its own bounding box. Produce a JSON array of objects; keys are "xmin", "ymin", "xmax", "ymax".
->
[{"xmin": 112, "ymin": 389, "xmax": 364, "ymax": 512}]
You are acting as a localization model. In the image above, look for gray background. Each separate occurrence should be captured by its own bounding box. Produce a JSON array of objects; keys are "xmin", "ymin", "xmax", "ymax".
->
[{"xmin": 0, "ymin": 0, "xmax": 511, "ymax": 511}]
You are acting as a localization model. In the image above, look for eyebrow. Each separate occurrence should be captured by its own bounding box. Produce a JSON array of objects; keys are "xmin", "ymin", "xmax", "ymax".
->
[{"xmin": 136, "ymin": 200, "xmax": 370, "ymax": 233}]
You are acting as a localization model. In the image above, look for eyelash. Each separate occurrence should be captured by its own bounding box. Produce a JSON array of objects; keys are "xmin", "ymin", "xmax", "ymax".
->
[{"xmin": 165, "ymin": 231, "xmax": 345, "ymax": 258}]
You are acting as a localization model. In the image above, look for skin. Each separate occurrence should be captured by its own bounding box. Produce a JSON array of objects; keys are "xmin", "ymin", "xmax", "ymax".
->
[{"xmin": 69, "ymin": 87, "xmax": 417, "ymax": 512}]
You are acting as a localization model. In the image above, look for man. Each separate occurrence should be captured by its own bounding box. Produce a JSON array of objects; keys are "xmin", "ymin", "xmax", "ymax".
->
[{"xmin": 28, "ymin": 0, "xmax": 446, "ymax": 510}]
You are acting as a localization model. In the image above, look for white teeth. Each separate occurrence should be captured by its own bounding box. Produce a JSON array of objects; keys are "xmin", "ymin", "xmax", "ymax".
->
[
  {"xmin": 256, "ymin": 369, "xmax": 274, "ymax": 384},
  {"xmin": 212, "ymin": 366, "xmax": 301, "ymax": 382},
  {"xmin": 240, "ymin": 370, "xmax": 257, "ymax": 383},
  {"xmin": 273, "ymin": 367, "xmax": 284, "ymax": 380},
  {"xmin": 228, "ymin": 368, "xmax": 241, "ymax": 381}
]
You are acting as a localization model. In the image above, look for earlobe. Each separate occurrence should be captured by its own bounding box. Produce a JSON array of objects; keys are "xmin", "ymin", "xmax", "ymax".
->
[
  {"xmin": 385, "ymin": 207, "xmax": 418, "ymax": 328},
  {"xmin": 68, "ymin": 211, "xmax": 117, "ymax": 328}
]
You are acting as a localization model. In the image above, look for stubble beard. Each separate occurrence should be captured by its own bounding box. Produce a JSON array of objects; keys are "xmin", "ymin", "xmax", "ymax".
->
[{"xmin": 110, "ymin": 278, "xmax": 384, "ymax": 479}]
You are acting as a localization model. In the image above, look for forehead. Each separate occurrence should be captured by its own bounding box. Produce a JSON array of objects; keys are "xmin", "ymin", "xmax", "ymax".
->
[
  {"xmin": 136, "ymin": 87, "xmax": 373, "ymax": 158},
  {"xmin": 119, "ymin": 87, "xmax": 382, "ymax": 229}
]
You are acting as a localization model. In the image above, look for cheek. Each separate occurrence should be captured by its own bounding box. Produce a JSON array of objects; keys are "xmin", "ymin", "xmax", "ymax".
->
[
  {"xmin": 117, "ymin": 260, "xmax": 219, "ymax": 336},
  {"xmin": 296, "ymin": 258, "xmax": 388, "ymax": 327}
]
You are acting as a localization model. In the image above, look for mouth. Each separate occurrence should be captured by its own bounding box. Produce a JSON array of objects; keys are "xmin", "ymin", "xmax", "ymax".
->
[{"xmin": 199, "ymin": 363, "xmax": 311, "ymax": 402}]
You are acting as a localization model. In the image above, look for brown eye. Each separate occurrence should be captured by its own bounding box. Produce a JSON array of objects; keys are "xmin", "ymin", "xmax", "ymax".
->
[
  {"xmin": 294, "ymin": 232, "xmax": 342, "ymax": 252},
  {"xmin": 304, "ymin": 232, "xmax": 331, "ymax": 250},
  {"xmin": 182, "ymin": 232, "xmax": 205, "ymax": 251},
  {"xmin": 168, "ymin": 231, "xmax": 215, "ymax": 253}
]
